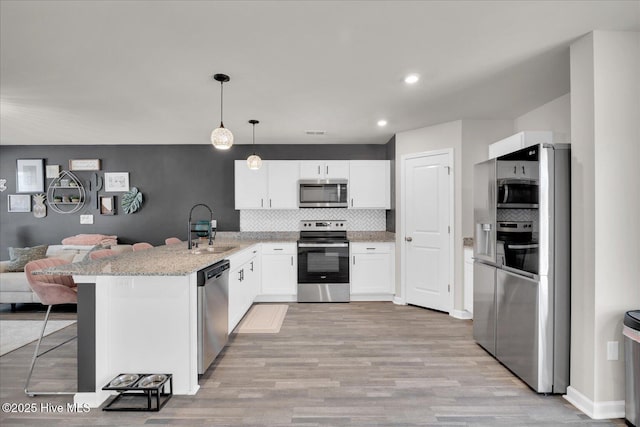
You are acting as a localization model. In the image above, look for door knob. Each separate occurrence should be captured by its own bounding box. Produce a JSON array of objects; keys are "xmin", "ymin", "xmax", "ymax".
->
[{"xmin": 405, "ymin": 237, "xmax": 413, "ymax": 242}]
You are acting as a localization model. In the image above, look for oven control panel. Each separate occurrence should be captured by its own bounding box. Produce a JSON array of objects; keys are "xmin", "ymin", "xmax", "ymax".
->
[{"xmin": 299, "ymin": 220, "xmax": 347, "ymax": 231}]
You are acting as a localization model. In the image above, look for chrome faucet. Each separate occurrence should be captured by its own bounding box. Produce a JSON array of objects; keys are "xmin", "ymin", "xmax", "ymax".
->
[{"xmin": 188, "ymin": 203, "xmax": 214, "ymax": 250}]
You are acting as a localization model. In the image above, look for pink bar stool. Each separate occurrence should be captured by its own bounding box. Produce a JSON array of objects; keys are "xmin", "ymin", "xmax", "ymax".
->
[
  {"xmin": 24, "ymin": 258, "xmax": 77, "ymax": 396},
  {"xmin": 164, "ymin": 237, "xmax": 182, "ymax": 245},
  {"xmin": 132, "ymin": 242, "xmax": 153, "ymax": 251},
  {"xmin": 89, "ymin": 248, "xmax": 115, "ymax": 260}
]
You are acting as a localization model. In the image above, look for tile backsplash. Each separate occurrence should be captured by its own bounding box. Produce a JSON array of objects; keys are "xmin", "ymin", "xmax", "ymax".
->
[{"xmin": 240, "ymin": 209, "xmax": 386, "ymax": 231}]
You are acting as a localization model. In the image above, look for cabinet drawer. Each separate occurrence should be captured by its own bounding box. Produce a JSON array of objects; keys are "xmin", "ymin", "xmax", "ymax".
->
[
  {"xmin": 351, "ymin": 242, "xmax": 393, "ymax": 254},
  {"xmin": 227, "ymin": 245, "xmax": 259, "ymax": 269},
  {"xmin": 261, "ymin": 243, "xmax": 296, "ymax": 255}
]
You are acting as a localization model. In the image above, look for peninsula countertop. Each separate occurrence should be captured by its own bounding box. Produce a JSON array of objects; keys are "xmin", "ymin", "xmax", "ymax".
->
[{"xmin": 38, "ymin": 231, "xmax": 396, "ymax": 277}]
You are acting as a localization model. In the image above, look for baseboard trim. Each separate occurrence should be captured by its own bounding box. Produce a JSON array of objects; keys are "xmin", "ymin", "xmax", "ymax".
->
[
  {"xmin": 254, "ymin": 295, "xmax": 297, "ymax": 303},
  {"xmin": 449, "ymin": 309, "xmax": 473, "ymax": 320},
  {"xmin": 564, "ymin": 386, "xmax": 625, "ymax": 419},
  {"xmin": 393, "ymin": 296, "xmax": 406, "ymax": 305},
  {"xmin": 350, "ymin": 294, "xmax": 394, "ymax": 302}
]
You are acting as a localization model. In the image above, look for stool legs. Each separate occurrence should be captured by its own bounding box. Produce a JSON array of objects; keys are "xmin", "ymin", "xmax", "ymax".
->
[{"xmin": 24, "ymin": 305, "xmax": 77, "ymax": 396}]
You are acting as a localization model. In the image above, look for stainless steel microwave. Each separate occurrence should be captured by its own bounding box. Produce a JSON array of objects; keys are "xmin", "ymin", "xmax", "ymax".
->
[{"xmin": 298, "ymin": 179, "xmax": 348, "ymax": 208}]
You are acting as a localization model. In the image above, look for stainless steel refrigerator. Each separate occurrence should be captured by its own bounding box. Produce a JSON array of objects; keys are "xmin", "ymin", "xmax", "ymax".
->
[{"xmin": 473, "ymin": 142, "xmax": 570, "ymax": 394}]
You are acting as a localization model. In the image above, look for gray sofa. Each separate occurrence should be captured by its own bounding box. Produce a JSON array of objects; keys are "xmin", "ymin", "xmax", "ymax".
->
[{"xmin": 0, "ymin": 244, "xmax": 132, "ymax": 309}]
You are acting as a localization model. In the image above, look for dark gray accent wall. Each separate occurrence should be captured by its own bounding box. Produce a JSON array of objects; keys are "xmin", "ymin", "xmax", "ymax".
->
[
  {"xmin": 385, "ymin": 136, "xmax": 396, "ymax": 232},
  {"xmin": 0, "ymin": 144, "xmax": 387, "ymax": 255}
]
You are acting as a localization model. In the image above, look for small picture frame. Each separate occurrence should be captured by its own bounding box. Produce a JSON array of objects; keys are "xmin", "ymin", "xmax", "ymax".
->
[
  {"xmin": 69, "ymin": 159, "xmax": 101, "ymax": 171},
  {"xmin": 104, "ymin": 172, "xmax": 130, "ymax": 192},
  {"xmin": 46, "ymin": 165, "xmax": 61, "ymax": 179},
  {"xmin": 7, "ymin": 194, "xmax": 31, "ymax": 212},
  {"xmin": 99, "ymin": 196, "xmax": 116, "ymax": 215},
  {"xmin": 16, "ymin": 159, "xmax": 44, "ymax": 193}
]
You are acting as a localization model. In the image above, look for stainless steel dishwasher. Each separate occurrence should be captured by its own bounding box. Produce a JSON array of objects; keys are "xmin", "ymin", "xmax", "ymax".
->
[{"xmin": 197, "ymin": 259, "xmax": 230, "ymax": 374}]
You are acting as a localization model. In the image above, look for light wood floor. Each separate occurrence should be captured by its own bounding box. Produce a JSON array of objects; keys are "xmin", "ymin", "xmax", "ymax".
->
[{"xmin": 0, "ymin": 302, "xmax": 625, "ymax": 426}]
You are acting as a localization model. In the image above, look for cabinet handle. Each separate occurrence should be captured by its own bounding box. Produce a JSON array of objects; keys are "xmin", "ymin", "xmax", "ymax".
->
[
  {"xmin": 351, "ymin": 198, "xmax": 354, "ymax": 207},
  {"xmin": 291, "ymin": 256, "xmax": 293, "ymax": 266},
  {"xmin": 353, "ymin": 255, "xmax": 356, "ymax": 265},
  {"xmin": 238, "ymin": 270, "xmax": 243, "ymax": 282},
  {"xmin": 326, "ymin": 165, "xmax": 329, "ymax": 175},
  {"xmin": 269, "ymin": 199, "xmax": 272, "ymax": 208},
  {"xmin": 317, "ymin": 165, "xmax": 321, "ymax": 175},
  {"xmin": 522, "ymin": 166, "xmax": 525, "ymax": 174},
  {"xmin": 366, "ymin": 247, "xmax": 376, "ymax": 250},
  {"xmin": 250, "ymin": 261, "xmax": 254, "ymax": 272},
  {"xmin": 513, "ymin": 166, "xmax": 517, "ymax": 174},
  {"xmin": 273, "ymin": 248, "xmax": 283, "ymax": 251},
  {"xmin": 261, "ymin": 199, "xmax": 264, "ymax": 208}
]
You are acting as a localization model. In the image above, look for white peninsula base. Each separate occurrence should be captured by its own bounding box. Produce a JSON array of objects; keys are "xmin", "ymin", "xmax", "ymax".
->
[{"xmin": 73, "ymin": 274, "xmax": 200, "ymax": 408}]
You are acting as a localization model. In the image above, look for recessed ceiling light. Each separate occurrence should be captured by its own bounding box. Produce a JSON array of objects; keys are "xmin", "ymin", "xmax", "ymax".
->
[
  {"xmin": 377, "ymin": 120, "xmax": 387, "ymax": 127},
  {"xmin": 404, "ymin": 74, "xmax": 419, "ymax": 84}
]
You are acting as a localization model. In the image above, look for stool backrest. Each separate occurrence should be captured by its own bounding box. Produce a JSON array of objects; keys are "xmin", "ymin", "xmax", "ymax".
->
[
  {"xmin": 133, "ymin": 242, "xmax": 153, "ymax": 251},
  {"xmin": 24, "ymin": 258, "xmax": 77, "ymax": 305},
  {"xmin": 89, "ymin": 248, "xmax": 115, "ymax": 260}
]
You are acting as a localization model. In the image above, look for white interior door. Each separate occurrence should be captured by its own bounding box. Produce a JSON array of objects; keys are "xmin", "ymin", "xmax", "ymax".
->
[{"xmin": 403, "ymin": 151, "xmax": 451, "ymax": 312}]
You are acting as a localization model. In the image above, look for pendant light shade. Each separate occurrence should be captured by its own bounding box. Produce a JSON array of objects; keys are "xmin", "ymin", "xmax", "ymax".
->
[
  {"xmin": 211, "ymin": 74, "xmax": 234, "ymax": 150},
  {"xmin": 247, "ymin": 119, "xmax": 262, "ymax": 170}
]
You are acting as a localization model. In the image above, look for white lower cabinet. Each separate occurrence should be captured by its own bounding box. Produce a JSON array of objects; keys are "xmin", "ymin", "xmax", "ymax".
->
[
  {"xmin": 350, "ymin": 242, "xmax": 395, "ymax": 300},
  {"xmin": 228, "ymin": 246, "xmax": 260, "ymax": 333},
  {"xmin": 258, "ymin": 243, "xmax": 297, "ymax": 301}
]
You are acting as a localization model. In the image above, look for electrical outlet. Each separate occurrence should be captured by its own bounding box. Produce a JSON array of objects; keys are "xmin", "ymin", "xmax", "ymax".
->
[
  {"xmin": 607, "ymin": 341, "xmax": 619, "ymax": 361},
  {"xmin": 80, "ymin": 215, "xmax": 94, "ymax": 225}
]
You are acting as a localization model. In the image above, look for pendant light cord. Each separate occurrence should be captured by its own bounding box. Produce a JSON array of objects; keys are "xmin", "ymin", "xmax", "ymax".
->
[
  {"xmin": 220, "ymin": 82, "xmax": 224, "ymax": 126},
  {"xmin": 252, "ymin": 121, "xmax": 256, "ymax": 154}
]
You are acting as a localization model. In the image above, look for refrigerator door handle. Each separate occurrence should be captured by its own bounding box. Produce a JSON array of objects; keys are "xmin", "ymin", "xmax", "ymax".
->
[
  {"xmin": 502, "ymin": 265, "xmax": 538, "ymax": 280},
  {"xmin": 506, "ymin": 243, "xmax": 539, "ymax": 250}
]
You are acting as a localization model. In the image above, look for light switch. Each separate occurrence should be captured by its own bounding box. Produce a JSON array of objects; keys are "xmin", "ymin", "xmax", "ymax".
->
[
  {"xmin": 607, "ymin": 341, "xmax": 619, "ymax": 361},
  {"xmin": 80, "ymin": 215, "xmax": 94, "ymax": 225}
]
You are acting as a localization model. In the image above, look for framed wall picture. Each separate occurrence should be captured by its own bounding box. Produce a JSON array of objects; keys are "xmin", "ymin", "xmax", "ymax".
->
[
  {"xmin": 16, "ymin": 159, "xmax": 44, "ymax": 193},
  {"xmin": 69, "ymin": 159, "xmax": 101, "ymax": 171},
  {"xmin": 46, "ymin": 165, "xmax": 61, "ymax": 179},
  {"xmin": 8, "ymin": 194, "xmax": 31, "ymax": 212},
  {"xmin": 99, "ymin": 195, "xmax": 116, "ymax": 215},
  {"xmin": 104, "ymin": 172, "xmax": 130, "ymax": 192}
]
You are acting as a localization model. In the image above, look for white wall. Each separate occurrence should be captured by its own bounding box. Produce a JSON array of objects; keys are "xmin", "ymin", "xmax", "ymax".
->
[
  {"xmin": 460, "ymin": 120, "xmax": 514, "ymax": 239},
  {"xmin": 514, "ymin": 93, "xmax": 571, "ymax": 137},
  {"xmin": 569, "ymin": 30, "xmax": 640, "ymax": 416},
  {"xmin": 395, "ymin": 119, "xmax": 513, "ymax": 312}
]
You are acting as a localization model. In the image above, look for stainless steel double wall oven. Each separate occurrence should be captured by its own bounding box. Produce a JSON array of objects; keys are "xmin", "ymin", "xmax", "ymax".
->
[{"xmin": 297, "ymin": 220, "xmax": 350, "ymax": 302}]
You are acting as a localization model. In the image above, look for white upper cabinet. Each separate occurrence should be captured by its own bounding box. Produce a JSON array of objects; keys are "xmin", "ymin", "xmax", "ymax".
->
[
  {"xmin": 348, "ymin": 160, "xmax": 390, "ymax": 209},
  {"xmin": 235, "ymin": 161, "xmax": 268, "ymax": 209},
  {"xmin": 299, "ymin": 161, "xmax": 349, "ymax": 180},
  {"xmin": 234, "ymin": 160, "xmax": 299, "ymax": 209},
  {"xmin": 488, "ymin": 131, "xmax": 553, "ymax": 159},
  {"xmin": 266, "ymin": 161, "xmax": 299, "ymax": 209}
]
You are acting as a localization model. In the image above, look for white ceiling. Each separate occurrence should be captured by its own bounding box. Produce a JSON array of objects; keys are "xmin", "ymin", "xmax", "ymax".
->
[{"xmin": 1, "ymin": 0, "xmax": 638, "ymax": 146}]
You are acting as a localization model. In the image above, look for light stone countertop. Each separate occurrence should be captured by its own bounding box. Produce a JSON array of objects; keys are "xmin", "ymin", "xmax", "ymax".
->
[{"xmin": 38, "ymin": 231, "xmax": 396, "ymax": 277}]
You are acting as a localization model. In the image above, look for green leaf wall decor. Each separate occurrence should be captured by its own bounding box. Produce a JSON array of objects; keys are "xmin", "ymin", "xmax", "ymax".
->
[{"xmin": 121, "ymin": 187, "xmax": 143, "ymax": 214}]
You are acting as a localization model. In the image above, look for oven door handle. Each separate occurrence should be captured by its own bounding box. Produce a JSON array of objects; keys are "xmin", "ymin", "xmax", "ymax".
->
[{"xmin": 297, "ymin": 243, "xmax": 349, "ymax": 248}]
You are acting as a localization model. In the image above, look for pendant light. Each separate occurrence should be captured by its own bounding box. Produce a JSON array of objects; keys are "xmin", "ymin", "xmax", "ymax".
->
[
  {"xmin": 211, "ymin": 73, "xmax": 234, "ymax": 149},
  {"xmin": 246, "ymin": 119, "xmax": 262, "ymax": 170}
]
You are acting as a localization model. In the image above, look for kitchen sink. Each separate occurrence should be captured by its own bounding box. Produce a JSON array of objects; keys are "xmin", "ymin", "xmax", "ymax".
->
[{"xmin": 190, "ymin": 246, "xmax": 237, "ymax": 255}]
